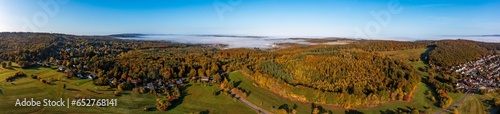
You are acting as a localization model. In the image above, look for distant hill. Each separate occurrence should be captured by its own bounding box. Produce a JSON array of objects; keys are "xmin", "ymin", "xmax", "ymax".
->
[
  {"xmin": 109, "ymin": 33, "xmax": 145, "ymax": 38},
  {"xmin": 443, "ymin": 34, "xmax": 500, "ymax": 37}
]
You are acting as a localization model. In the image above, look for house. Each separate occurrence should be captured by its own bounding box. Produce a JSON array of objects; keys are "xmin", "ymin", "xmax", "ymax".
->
[
  {"xmin": 156, "ymin": 82, "xmax": 163, "ymax": 87},
  {"xmin": 176, "ymin": 79, "xmax": 183, "ymax": 85},
  {"xmin": 108, "ymin": 77, "xmax": 114, "ymax": 83},
  {"xmin": 77, "ymin": 74, "xmax": 83, "ymax": 78},
  {"xmin": 58, "ymin": 66, "xmax": 66, "ymax": 71},
  {"xmin": 201, "ymin": 77, "xmax": 210, "ymax": 82},
  {"xmin": 131, "ymin": 79, "xmax": 138, "ymax": 84},
  {"xmin": 87, "ymin": 74, "xmax": 97, "ymax": 80},
  {"xmin": 146, "ymin": 83, "xmax": 154, "ymax": 89}
]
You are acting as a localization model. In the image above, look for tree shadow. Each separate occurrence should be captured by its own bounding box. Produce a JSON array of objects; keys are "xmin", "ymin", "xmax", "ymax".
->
[
  {"xmin": 66, "ymin": 88, "xmax": 81, "ymax": 91},
  {"xmin": 420, "ymin": 44, "xmax": 436, "ymax": 64},
  {"xmin": 421, "ymin": 77, "xmax": 441, "ymax": 107},
  {"xmin": 3, "ymin": 67, "xmax": 14, "ymax": 70},
  {"xmin": 200, "ymin": 110, "xmax": 210, "ymax": 114},
  {"xmin": 246, "ymin": 91, "xmax": 251, "ymax": 97},
  {"xmin": 233, "ymin": 80, "xmax": 242, "ymax": 87},
  {"xmin": 24, "ymin": 66, "xmax": 40, "ymax": 70},
  {"xmin": 0, "ymin": 88, "xmax": 3, "ymax": 94},
  {"xmin": 481, "ymin": 99, "xmax": 499, "ymax": 114},
  {"xmin": 379, "ymin": 109, "xmax": 396, "ymax": 114},
  {"xmin": 396, "ymin": 107, "xmax": 410, "ymax": 113},
  {"xmin": 278, "ymin": 104, "xmax": 290, "ymax": 112},
  {"xmin": 311, "ymin": 103, "xmax": 335, "ymax": 114},
  {"xmin": 345, "ymin": 109, "xmax": 363, "ymax": 114},
  {"xmin": 167, "ymin": 84, "xmax": 191, "ymax": 110},
  {"xmin": 235, "ymin": 87, "xmax": 251, "ymax": 97},
  {"xmin": 6, "ymin": 75, "xmax": 27, "ymax": 82}
]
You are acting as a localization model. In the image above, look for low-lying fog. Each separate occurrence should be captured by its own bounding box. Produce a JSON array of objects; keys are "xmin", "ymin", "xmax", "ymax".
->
[
  {"xmin": 115, "ymin": 34, "xmax": 500, "ymax": 48},
  {"xmin": 117, "ymin": 34, "xmax": 306, "ymax": 48}
]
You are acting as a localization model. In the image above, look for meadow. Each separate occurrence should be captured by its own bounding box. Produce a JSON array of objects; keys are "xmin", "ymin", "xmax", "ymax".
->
[
  {"xmin": 225, "ymin": 47, "xmax": 471, "ymax": 114},
  {"xmin": 0, "ymin": 46, "xmax": 492, "ymax": 114},
  {"xmin": 0, "ymin": 63, "xmax": 253, "ymax": 113}
]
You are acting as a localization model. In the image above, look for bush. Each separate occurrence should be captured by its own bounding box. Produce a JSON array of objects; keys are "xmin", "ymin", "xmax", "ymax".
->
[
  {"xmin": 93, "ymin": 77, "xmax": 110, "ymax": 86},
  {"xmin": 430, "ymin": 96, "xmax": 437, "ymax": 102},
  {"xmin": 156, "ymin": 97, "xmax": 170, "ymax": 111},
  {"xmin": 494, "ymin": 98, "xmax": 500, "ymax": 107},
  {"xmin": 113, "ymin": 90, "xmax": 121, "ymax": 96},
  {"xmin": 39, "ymin": 79, "xmax": 47, "ymax": 83},
  {"xmin": 6, "ymin": 71, "xmax": 27, "ymax": 82},
  {"xmin": 30, "ymin": 75, "xmax": 38, "ymax": 79},
  {"xmin": 132, "ymin": 87, "xmax": 147, "ymax": 94},
  {"xmin": 17, "ymin": 61, "xmax": 33, "ymax": 69},
  {"xmin": 479, "ymin": 89, "xmax": 488, "ymax": 95},
  {"xmin": 1, "ymin": 62, "xmax": 6, "ymax": 68}
]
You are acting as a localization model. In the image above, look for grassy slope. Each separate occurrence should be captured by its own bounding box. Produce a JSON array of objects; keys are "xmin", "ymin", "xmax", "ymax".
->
[
  {"xmin": 229, "ymin": 72, "xmax": 320, "ymax": 114},
  {"xmin": 225, "ymin": 48, "xmax": 447, "ymax": 113},
  {"xmin": 463, "ymin": 93, "xmax": 500, "ymax": 114},
  {"xmin": 356, "ymin": 83, "xmax": 441, "ymax": 113},
  {"xmin": 458, "ymin": 94, "xmax": 486, "ymax": 114},
  {"xmin": 0, "ymin": 63, "xmax": 253, "ymax": 114},
  {"xmin": 0, "ymin": 47, "xmax": 482, "ymax": 113},
  {"xmin": 226, "ymin": 48, "xmax": 472, "ymax": 114},
  {"xmin": 380, "ymin": 48, "xmax": 468, "ymax": 112},
  {"xmin": 380, "ymin": 48, "xmax": 427, "ymax": 60},
  {"xmin": 167, "ymin": 84, "xmax": 255, "ymax": 114}
]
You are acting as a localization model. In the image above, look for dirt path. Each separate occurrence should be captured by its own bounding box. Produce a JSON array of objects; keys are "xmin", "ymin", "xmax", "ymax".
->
[
  {"xmin": 229, "ymin": 91, "xmax": 273, "ymax": 114},
  {"xmin": 435, "ymin": 93, "xmax": 473, "ymax": 114}
]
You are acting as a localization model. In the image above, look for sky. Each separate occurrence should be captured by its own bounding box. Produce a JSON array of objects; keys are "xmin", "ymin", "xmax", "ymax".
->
[{"xmin": 0, "ymin": 0, "xmax": 499, "ymax": 38}]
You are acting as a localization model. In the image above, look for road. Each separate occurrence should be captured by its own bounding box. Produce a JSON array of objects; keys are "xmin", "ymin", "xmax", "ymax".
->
[
  {"xmin": 229, "ymin": 91, "xmax": 272, "ymax": 114},
  {"xmin": 435, "ymin": 93, "xmax": 473, "ymax": 114}
]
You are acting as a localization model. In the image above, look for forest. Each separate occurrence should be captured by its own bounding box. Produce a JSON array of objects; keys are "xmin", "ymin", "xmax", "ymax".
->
[
  {"xmin": 1, "ymin": 32, "xmax": 499, "ymax": 111},
  {"xmin": 428, "ymin": 40, "xmax": 494, "ymax": 68}
]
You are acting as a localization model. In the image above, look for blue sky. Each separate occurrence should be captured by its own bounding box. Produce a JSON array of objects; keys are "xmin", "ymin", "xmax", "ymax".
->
[{"xmin": 0, "ymin": 0, "xmax": 499, "ymax": 38}]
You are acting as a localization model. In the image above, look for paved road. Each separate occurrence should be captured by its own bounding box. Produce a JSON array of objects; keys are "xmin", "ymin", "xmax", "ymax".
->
[
  {"xmin": 229, "ymin": 91, "xmax": 272, "ymax": 114},
  {"xmin": 435, "ymin": 93, "xmax": 473, "ymax": 114}
]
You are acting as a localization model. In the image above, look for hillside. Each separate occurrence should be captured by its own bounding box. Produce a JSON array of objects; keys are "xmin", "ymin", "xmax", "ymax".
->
[{"xmin": 1, "ymin": 32, "xmax": 499, "ymax": 113}]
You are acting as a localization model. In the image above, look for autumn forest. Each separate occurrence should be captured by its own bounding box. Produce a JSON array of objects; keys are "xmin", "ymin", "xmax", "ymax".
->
[{"xmin": 1, "ymin": 32, "xmax": 499, "ymax": 113}]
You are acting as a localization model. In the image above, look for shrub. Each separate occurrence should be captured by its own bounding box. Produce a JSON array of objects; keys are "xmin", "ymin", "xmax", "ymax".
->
[
  {"xmin": 113, "ymin": 90, "xmax": 121, "ymax": 96},
  {"xmin": 156, "ymin": 97, "xmax": 170, "ymax": 111},
  {"xmin": 39, "ymin": 79, "xmax": 46, "ymax": 83},
  {"xmin": 30, "ymin": 75, "xmax": 38, "ymax": 79},
  {"xmin": 5, "ymin": 71, "xmax": 27, "ymax": 82},
  {"xmin": 494, "ymin": 98, "xmax": 500, "ymax": 107}
]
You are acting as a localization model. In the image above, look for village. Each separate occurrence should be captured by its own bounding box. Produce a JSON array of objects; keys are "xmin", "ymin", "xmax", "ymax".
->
[{"xmin": 451, "ymin": 54, "xmax": 500, "ymax": 93}]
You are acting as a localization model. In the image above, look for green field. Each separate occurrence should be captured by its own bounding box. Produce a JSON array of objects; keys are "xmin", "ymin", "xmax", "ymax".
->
[
  {"xmin": 0, "ymin": 63, "xmax": 253, "ymax": 113},
  {"xmin": 228, "ymin": 70, "xmax": 469, "ymax": 114},
  {"xmin": 167, "ymin": 83, "xmax": 254, "ymax": 113},
  {"xmin": 463, "ymin": 93, "xmax": 500, "ymax": 114},
  {"xmin": 458, "ymin": 95, "xmax": 487, "ymax": 114},
  {"xmin": 355, "ymin": 83, "xmax": 441, "ymax": 113},
  {"xmin": 225, "ymin": 48, "xmax": 470, "ymax": 114},
  {"xmin": 0, "ymin": 47, "xmax": 490, "ymax": 114},
  {"xmin": 228, "ymin": 71, "xmax": 324, "ymax": 114},
  {"xmin": 380, "ymin": 48, "xmax": 427, "ymax": 60}
]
